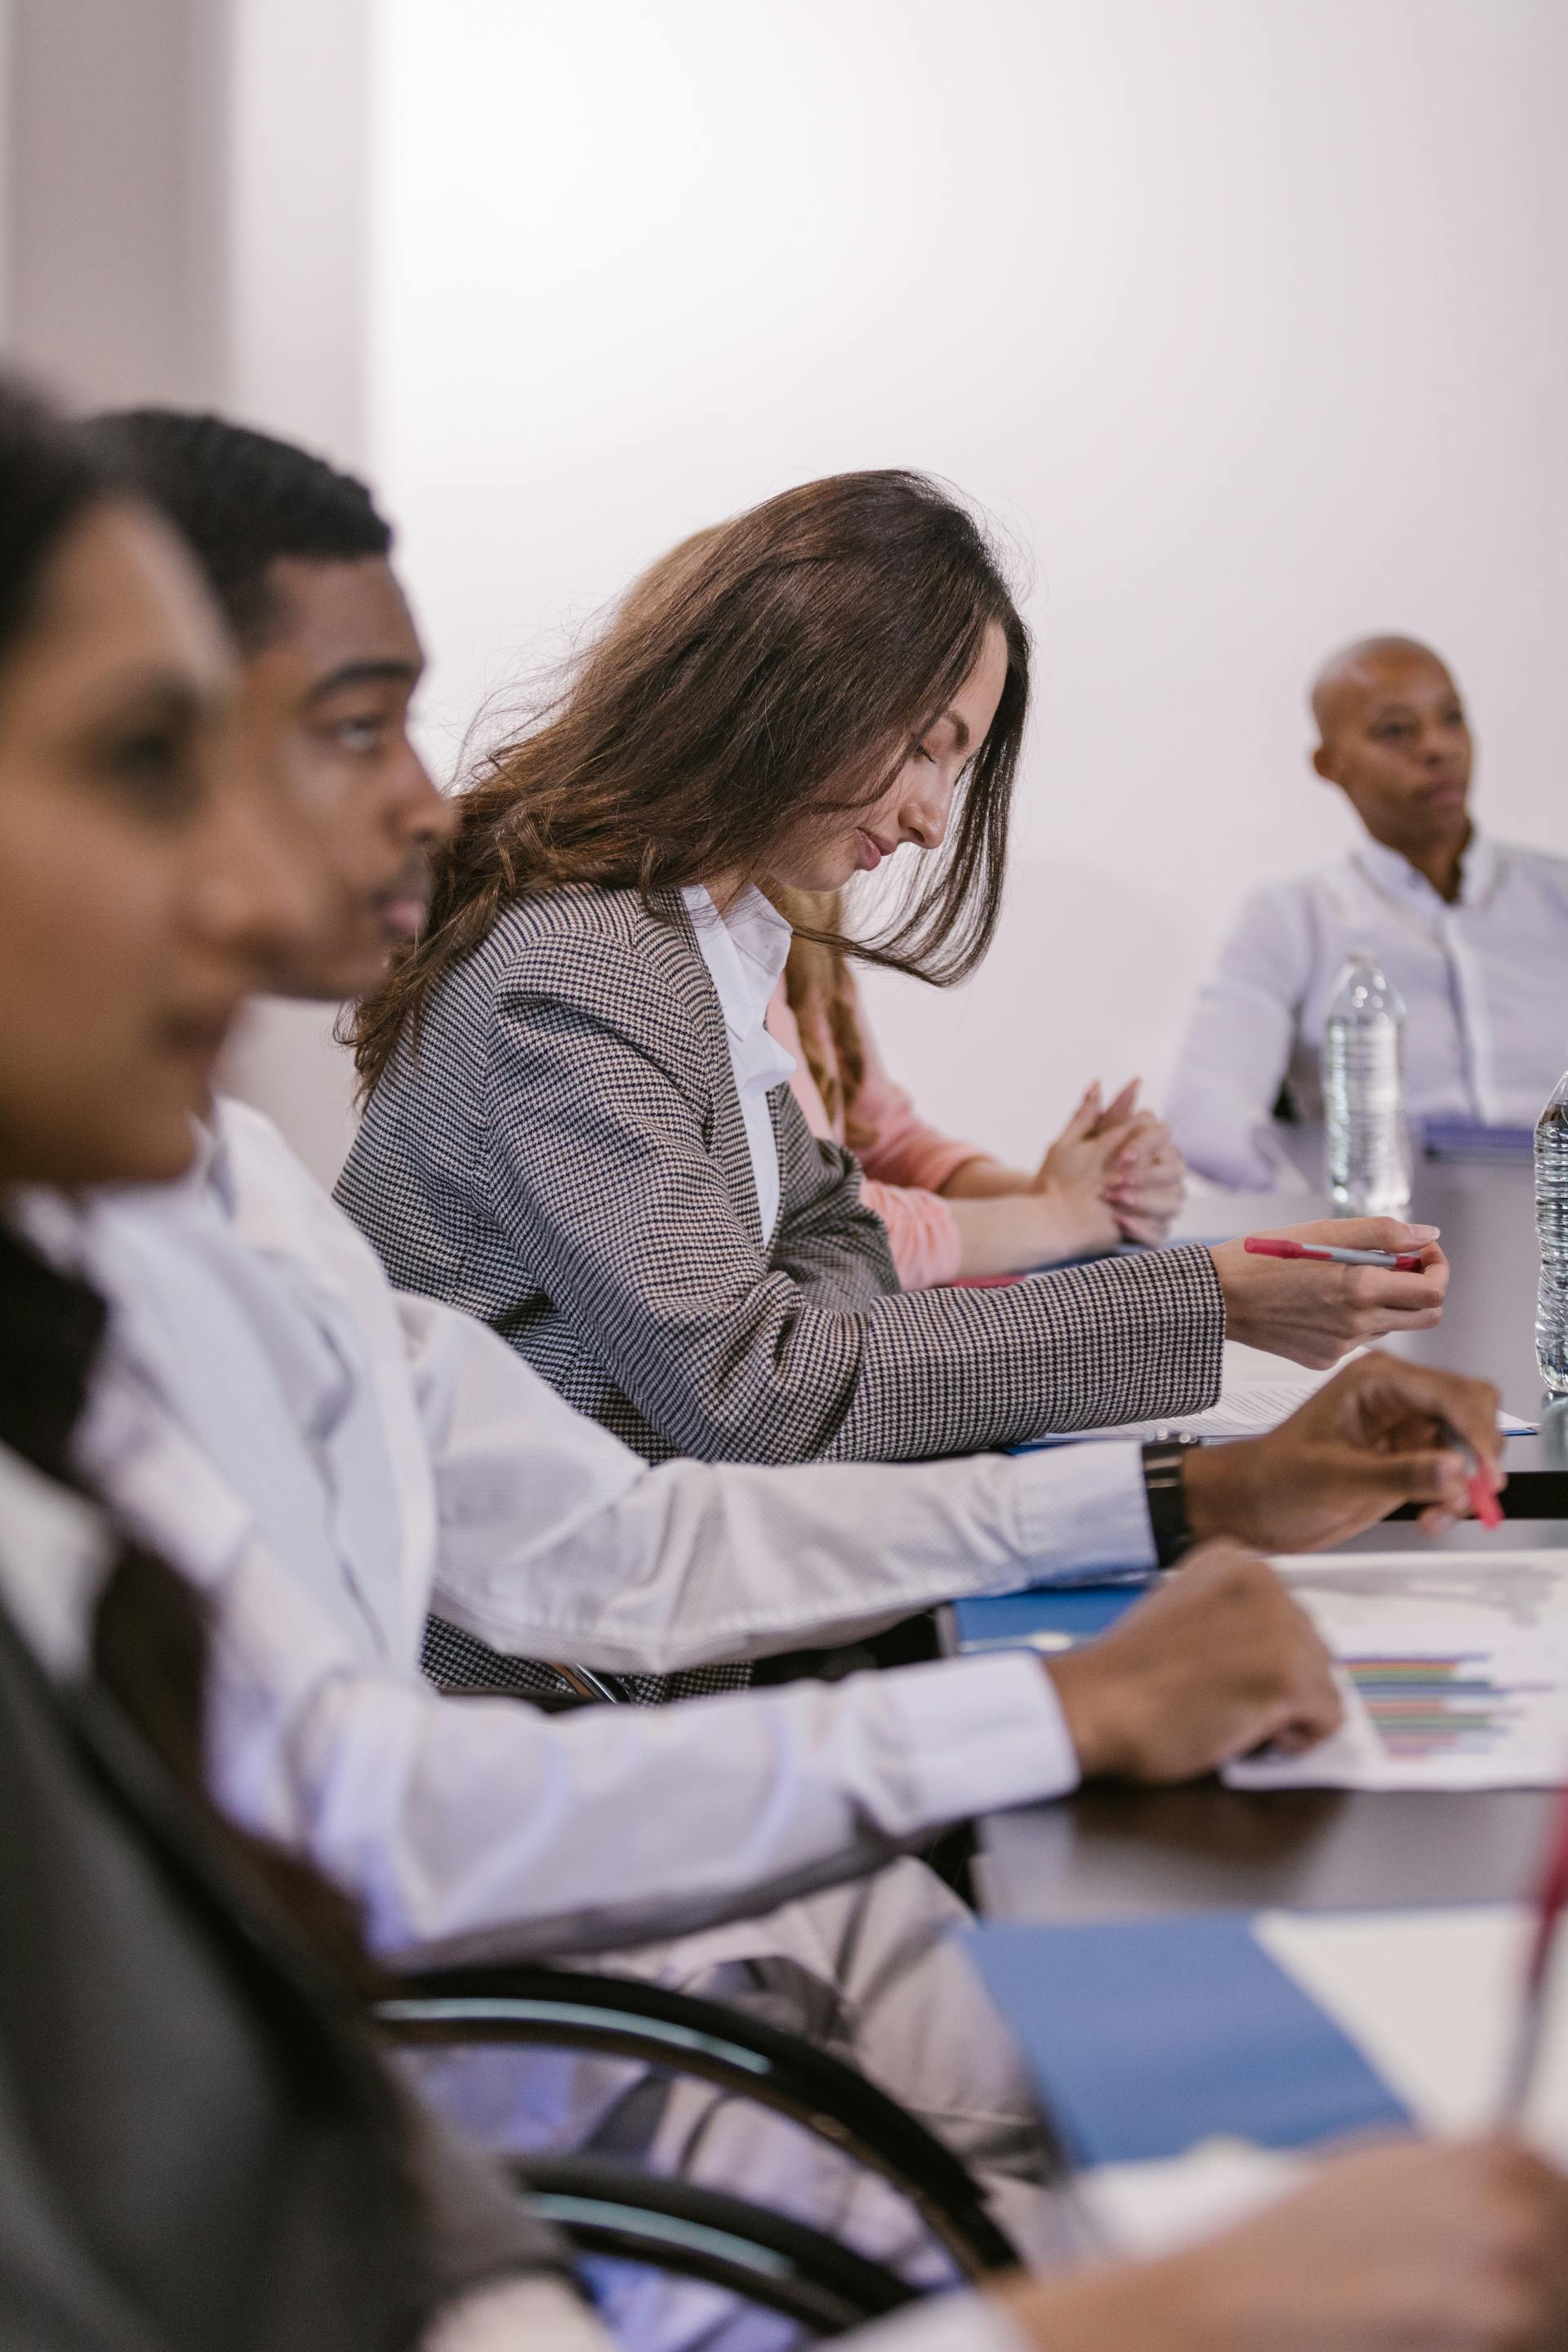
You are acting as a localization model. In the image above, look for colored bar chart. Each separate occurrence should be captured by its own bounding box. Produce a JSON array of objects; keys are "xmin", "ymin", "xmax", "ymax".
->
[
  {"xmin": 1227, "ymin": 1597, "xmax": 1568, "ymax": 1788},
  {"xmin": 1346, "ymin": 1651, "xmax": 1557, "ymax": 1763}
]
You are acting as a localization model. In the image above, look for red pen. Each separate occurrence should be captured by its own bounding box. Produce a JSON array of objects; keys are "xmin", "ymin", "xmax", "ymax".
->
[
  {"xmin": 1500, "ymin": 1781, "xmax": 1568, "ymax": 2121},
  {"xmin": 1244, "ymin": 1235, "xmax": 1428, "ymax": 1274},
  {"xmin": 1445, "ymin": 1425, "xmax": 1506, "ymax": 1530}
]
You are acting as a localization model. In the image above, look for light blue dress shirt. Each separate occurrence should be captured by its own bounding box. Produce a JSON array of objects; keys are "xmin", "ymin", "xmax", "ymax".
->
[{"xmin": 1169, "ymin": 831, "xmax": 1568, "ymax": 1188}]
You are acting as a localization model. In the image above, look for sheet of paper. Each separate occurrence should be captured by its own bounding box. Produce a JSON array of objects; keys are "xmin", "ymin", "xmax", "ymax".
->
[
  {"xmin": 1266, "ymin": 1548, "xmax": 1568, "ymax": 1638},
  {"xmin": 1226, "ymin": 1554, "xmax": 1568, "ymax": 1788},
  {"xmin": 1254, "ymin": 1904, "xmax": 1568, "ymax": 2167},
  {"xmin": 1017, "ymin": 1378, "xmax": 1326, "ymax": 1449},
  {"xmin": 1019, "ymin": 1379, "xmax": 1530, "ymax": 1448},
  {"xmin": 1080, "ymin": 2141, "xmax": 1309, "ymax": 2258}
]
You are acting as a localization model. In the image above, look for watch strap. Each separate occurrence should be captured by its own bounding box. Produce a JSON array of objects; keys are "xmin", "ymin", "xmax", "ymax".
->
[{"xmin": 1141, "ymin": 1437, "xmax": 1198, "ymax": 1568}]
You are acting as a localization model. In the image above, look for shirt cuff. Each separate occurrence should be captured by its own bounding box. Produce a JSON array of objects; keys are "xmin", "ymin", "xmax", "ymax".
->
[
  {"xmin": 1011, "ymin": 1439, "xmax": 1156, "ymax": 1579},
  {"xmin": 880, "ymin": 1650, "xmax": 1081, "ymax": 1823}
]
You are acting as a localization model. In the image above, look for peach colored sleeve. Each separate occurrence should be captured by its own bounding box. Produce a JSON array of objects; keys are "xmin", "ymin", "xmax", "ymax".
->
[{"xmin": 859, "ymin": 1177, "xmax": 964, "ymax": 1290}]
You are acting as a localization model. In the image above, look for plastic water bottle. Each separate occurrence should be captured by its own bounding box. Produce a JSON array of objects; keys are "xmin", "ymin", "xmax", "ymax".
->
[
  {"xmin": 1323, "ymin": 949, "xmax": 1412, "ymax": 1216},
  {"xmin": 1535, "ymin": 1071, "xmax": 1568, "ymax": 1394}
]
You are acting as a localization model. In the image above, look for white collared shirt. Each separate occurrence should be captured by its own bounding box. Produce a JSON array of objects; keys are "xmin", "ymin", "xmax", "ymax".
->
[
  {"xmin": 681, "ymin": 883, "xmax": 797, "ymax": 1242},
  {"xmin": 0, "ymin": 1444, "xmax": 114, "ymax": 1684},
  {"xmin": 0, "ymin": 1422, "xmax": 1036, "ymax": 2352},
  {"xmin": 27, "ymin": 1103, "xmax": 1169, "ymax": 1964},
  {"xmin": 1168, "ymin": 831, "xmax": 1568, "ymax": 1188}
]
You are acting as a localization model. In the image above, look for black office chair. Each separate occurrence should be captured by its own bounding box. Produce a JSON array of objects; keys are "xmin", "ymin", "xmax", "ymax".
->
[
  {"xmin": 378, "ymin": 1958, "xmax": 1033, "ymax": 2282},
  {"xmin": 511, "ymin": 2155, "xmax": 917, "ymax": 2337}
]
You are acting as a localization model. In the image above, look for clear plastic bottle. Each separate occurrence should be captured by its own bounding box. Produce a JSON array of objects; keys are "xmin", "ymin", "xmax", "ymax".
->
[
  {"xmin": 1535, "ymin": 1071, "xmax": 1568, "ymax": 1394},
  {"xmin": 1323, "ymin": 949, "xmax": 1412, "ymax": 1216}
]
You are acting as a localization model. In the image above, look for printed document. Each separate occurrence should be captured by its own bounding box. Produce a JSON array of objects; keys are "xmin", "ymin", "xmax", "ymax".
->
[{"xmin": 1227, "ymin": 1552, "xmax": 1568, "ymax": 1790}]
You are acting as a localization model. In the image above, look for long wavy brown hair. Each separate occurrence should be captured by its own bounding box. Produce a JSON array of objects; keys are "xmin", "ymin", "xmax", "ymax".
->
[
  {"xmin": 354, "ymin": 469, "xmax": 1031, "ymax": 1093},
  {"xmin": 766, "ymin": 884, "xmax": 874, "ymax": 1148}
]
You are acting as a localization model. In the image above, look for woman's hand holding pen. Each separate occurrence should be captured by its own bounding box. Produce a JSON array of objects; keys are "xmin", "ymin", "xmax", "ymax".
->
[
  {"xmin": 1182, "ymin": 1352, "xmax": 1504, "ymax": 1552},
  {"xmin": 1210, "ymin": 1217, "xmax": 1449, "ymax": 1368}
]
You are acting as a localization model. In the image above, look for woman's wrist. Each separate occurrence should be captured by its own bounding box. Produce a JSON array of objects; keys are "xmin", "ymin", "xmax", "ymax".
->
[
  {"xmin": 940, "ymin": 1153, "xmax": 1036, "ymax": 1200},
  {"xmin": 946, "ymin": 1187, "xmax": 1119, "ymax": 1278}
]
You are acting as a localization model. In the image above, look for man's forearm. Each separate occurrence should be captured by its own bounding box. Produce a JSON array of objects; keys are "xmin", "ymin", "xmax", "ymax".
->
[
  {"xmin": 431, "ymin": 1433, "xmax": 1152, "ymax": 1676},
  {"xmin": 274, "ymin": 1650, "xmax": 1079, "ymax": 1962}
]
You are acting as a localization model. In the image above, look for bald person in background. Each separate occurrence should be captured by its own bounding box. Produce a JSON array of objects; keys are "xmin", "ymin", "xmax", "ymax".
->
[{"xmin": 1169, "ymin": 635, "xmax": 1568, "ymax": 1189}]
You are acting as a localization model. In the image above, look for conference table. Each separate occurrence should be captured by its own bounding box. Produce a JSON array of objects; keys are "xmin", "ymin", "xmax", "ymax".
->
[{"xmin": 965, "ymin": 1148, "xmax": 1568, "ymax": 1927}]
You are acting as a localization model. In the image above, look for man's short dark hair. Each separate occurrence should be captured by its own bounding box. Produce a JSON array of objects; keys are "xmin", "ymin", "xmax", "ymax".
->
[{"xmin": 85, "ymin": 408, "xmax": 393, "ymax": 647}]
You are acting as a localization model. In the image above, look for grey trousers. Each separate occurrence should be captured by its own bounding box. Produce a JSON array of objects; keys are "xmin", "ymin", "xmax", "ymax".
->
[{"xmin": 410, "ymin": 1857, "xmax": 1071, "ymax": 2352}]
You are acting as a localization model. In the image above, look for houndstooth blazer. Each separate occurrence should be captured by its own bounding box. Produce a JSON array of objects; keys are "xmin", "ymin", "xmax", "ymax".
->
[{"xmin": 337, "ymin": 884, "xmax": 1227, "ymax": 1468}]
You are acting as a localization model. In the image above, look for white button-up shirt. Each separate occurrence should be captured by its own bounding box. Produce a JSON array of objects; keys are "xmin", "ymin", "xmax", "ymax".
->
[
  {"xmin": 1168, "ymin": 832, "xmax": 1568, "ymax": 1189},
  {"xmin": 26, "ymin": 1102, "xmax": 1165, "ymax": 1964},
  {"xmin": 0, "ymin": 1433, "xmax": 1034, "ymax": 2352},
  {"xmin": 681, "ymin": 883, "xmax": 797, "ymax": 1241}
]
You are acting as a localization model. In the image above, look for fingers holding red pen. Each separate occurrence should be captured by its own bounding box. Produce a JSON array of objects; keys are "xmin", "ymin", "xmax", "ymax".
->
[
  {"xmin": 1311, "ymin": 1352, "xmax": 1504, "ymax": 1532},
  {"xmin": 1183, "ymin": 1353, "xmax": 1505, "ymax": 1552},
  {"xmin": 1212, "ymin": 1222, "xmax": 1450, "ymax": 1370},
  {"xmin": 1263, "ymin": 1216, "xmax": 1446, "ymax": 1268},
  {"xmin": 1323, "ymin": 1353, "xmax": 1508, "ymax": 1532}
]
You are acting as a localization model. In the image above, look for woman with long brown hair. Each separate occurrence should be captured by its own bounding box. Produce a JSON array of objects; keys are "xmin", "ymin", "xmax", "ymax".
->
[
  {"xmin": 562, "ymin": 526, "xmax": 1188, "ymax": 1291},
  {"xmin": 340, "ymin": 469, "xmax": 1446, "ymax": 1474}
]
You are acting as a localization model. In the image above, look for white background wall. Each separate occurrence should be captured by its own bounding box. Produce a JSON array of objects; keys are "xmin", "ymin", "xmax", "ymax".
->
[
  {"xmin": 1, "ymin": 0, "xmax": 376, "ymax": 1187},
  {"xmin": 370, "ymin": 0, "xmax": 1568, "ymax": 1169}
]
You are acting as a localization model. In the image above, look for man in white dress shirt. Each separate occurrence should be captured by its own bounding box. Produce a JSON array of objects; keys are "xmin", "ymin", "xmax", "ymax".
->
[
  {"xmin": 2, "ymin": 397, "xmax": 1561, "ymax": 2352},
  {"xmin": 74, "ymin": 413, "xmax": 1505, "ymax": 2348},
  {"xmin": 1169, "ymin": 635, "xmax": 1568, "ymax": 1189}
]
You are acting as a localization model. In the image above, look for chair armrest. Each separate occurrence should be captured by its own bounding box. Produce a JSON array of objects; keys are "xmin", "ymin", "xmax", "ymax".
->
[
  {"xmin": 378, "ymin": 1960, "xmax": 1033, "ymax": 2278},
  {"xmin": 511, "ymin": 2154, "xmax": 918, "ymax": 2338}
]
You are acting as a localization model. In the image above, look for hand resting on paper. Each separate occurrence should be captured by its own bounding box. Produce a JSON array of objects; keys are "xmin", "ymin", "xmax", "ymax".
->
[
  {"xmin": 1182, "ymin": 1352, "xmax": 1504, "ymax": 1553},
  {"xmin": 1047, "ymin": 1542, "xmax": 1342, "ymax": 1781}
]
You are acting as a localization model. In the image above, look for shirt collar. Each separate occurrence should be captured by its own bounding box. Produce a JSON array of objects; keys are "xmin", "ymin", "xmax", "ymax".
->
[
  {"xmin": 0, "ymin": 1443, "xmax": 114, "ymax": 1682},
  {"xmin": 1353, "ymin": 826, "xmax": 1499, "ymax": 911},
  {"xmin": 194, "ymin": 1114, "xmax": 237, "ymax": 1214},
  {"xmin": 681, "ymin": 884, "xmax": 793, "ymax": 1043},
  {"xmin": 1456, "ymin": 830, "xmax": 1501, "ymax": 905},
  {"xmin": 0, "ymin": 1212, "xmax": 110, "ymax": 1486}
]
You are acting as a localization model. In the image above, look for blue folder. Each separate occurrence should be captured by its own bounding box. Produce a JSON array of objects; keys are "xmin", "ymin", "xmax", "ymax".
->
[
  {"xmin": 1419, "ymin": 1118, "xmax": 1535, "ymax": 1163},
  {"xmin": 964, "ymin": 1913, "xmax": 1411, "ymax": 2164},
  {"xmin": 951, "ymin": 1581, "xmax": 1148, "ymax": 1655}
]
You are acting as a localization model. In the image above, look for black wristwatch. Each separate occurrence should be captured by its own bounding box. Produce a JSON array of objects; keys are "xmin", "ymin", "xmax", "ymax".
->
[{"xmin": 1141, "ymin": 1437, "xmax": 1201, "ymax": 1568}]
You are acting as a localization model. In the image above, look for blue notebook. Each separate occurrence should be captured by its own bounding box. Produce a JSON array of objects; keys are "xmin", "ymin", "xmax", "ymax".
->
[
  {"xmin": 965, "ymin": 1913, "xmax": 1411, "ymax": 2164},
  {"xmin": 951, "ymin": 1581, "xmax": 1148, "ymax": 1655},
  {"xmin": 1419, "ymin": 1119, "xmax": 1535, "ymax": 1163}
]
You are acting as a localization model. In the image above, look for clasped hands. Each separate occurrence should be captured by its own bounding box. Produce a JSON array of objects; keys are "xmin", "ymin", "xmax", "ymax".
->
[{"xmin": 1035, "ymin": 1078, "xmax": 1187, "ymax": 1254}]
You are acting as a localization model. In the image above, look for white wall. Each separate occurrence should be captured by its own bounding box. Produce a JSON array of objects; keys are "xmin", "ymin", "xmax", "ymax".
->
[
  {"xmin": 370, "ymin": 0, "xmax": 1568, "ymax": 1169},
  {"xmin": 216, "ymin": 0, "xmax": 374, "ymax": 1186},
  {"xmin": 0, "ymin": 0, "xmax": 229, "ymax": 411},
  {"xmin": 0, "ymin": 0, "xmax": 375, "ymax": 1187}
]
